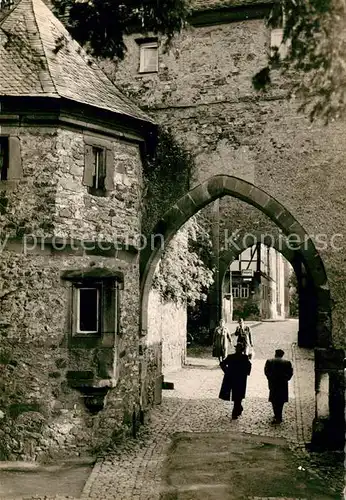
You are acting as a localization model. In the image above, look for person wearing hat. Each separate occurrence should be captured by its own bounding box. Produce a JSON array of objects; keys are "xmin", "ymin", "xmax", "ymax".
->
[
  {"xmin": 264, "ymin": 349, "xmax": 293, "ymax": 424},
  {"xmin": 219, "ymin": 343, "xmax": 252, "ymax": 419}
]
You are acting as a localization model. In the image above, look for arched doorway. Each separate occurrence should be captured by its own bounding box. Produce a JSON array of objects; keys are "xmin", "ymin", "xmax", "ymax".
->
[
  {"xmin": 218, "ymin": 231, "xmax": 327, "ymax": 349},
  {"xmin": 139, "ymin": 175, "xmax": 339, "ymax": 449},
  {"xmin": 140, "ymin": 175, "xmax": 332, "ymax": 349}
]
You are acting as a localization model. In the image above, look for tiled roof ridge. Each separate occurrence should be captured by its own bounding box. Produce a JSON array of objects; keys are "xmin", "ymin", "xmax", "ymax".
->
[
  {"xmin": 0, "ymin": 0, "xmax": 154, "ymax": 123},
  {"xmin": 0, "ymin": 0, "xmax": 56, "ymax": 95},
  {"xmin": 32, "ymin": 0, "xmax": 154, "ymax": 122},
  {"xmin": 34, "ymin": 0, "xmax": 148, "ymax": 120},
  {"xmin": 0, "ymin": 0, "xmax": 21, "ymax": 25},
  {"xmin": 28, "ymin": 0, "xmax": 58, "ymax": 94}
]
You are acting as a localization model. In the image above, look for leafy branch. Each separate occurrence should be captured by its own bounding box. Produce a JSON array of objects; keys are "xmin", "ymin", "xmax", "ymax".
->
[
  {"xmin": 53, "ymin": 0, "xmax": 190, "ymax": 59},
  {"xmin": 153, "ymin": 217, "xmax": 214, "ymax": 306},
  {"xmin": 254, "ymin": 0, "xmax": 346, "ymax": 122}
]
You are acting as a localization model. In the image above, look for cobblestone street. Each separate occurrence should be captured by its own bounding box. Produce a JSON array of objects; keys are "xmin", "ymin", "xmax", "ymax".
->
[
  {"xmin": 1, "ymin": 0, "xmax": 346, "ymax": 497},
  {"xmin": 79, "ymin": 320, "xmax": 342, "ymax": 500},
  {"xmin": 2, "ymin": 320, "xmax": 343, "ymax": 499}
]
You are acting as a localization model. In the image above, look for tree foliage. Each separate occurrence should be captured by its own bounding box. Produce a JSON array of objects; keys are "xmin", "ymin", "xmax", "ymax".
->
[
  {"xmin": 141, "ymin": 128, "xmax": 213, "ymax": 306},
  {"xmin": 153, "ymin": 217, "xmax": 214, "ymax": 306},
  {"xmin": 142, "ymin": 126, "xmax": 194, "ymax": 236},
  {"xmin": 288, "ymin": 271, "xmax": 299, "ymax": 317},
  {"xmin": 53, "ymin": 0, "xmax": 190, "ymax": 59},
  {"xmin": 256, "ymin": 0, "xmax": 345, "ymax": 122}
]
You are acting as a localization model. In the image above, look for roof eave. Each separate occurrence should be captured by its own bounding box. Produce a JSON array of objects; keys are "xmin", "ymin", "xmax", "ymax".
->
[{"xmin": 189, "ymin": 1, "xmax": 274, "ymax": 25}]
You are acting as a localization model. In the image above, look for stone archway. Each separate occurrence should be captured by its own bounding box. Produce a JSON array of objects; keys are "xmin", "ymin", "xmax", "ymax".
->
[
  {"xmin": 218, "ymin": 231, "xmax": 326, "ymax": 348},
  {"xmin": 140, "ymin": 175, "xmax": 332, "ymax": 349}
]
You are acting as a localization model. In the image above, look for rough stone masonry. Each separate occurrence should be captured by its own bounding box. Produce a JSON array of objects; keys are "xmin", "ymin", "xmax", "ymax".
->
[
  {"xmin": 111, "ymin": 1, "xmax": 345, "ymax": 448},
  {"xmin": 0, "ymin": 0, "xmax": 155, "ymax": 460}
]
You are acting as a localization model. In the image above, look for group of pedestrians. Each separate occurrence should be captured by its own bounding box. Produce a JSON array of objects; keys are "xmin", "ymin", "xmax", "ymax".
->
[
  {"xmin": 213, "ymin": 318, "xmax": 294, "ymax": 424},
  {"xmin": 212, "ymin": 317, "xmax": 254, "ymax": 361}
]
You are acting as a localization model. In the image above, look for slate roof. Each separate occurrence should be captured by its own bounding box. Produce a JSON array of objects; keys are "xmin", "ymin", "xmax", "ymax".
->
[{"xmin": 0, "ymin": 0, "xmax": 153, "ymax": 124}]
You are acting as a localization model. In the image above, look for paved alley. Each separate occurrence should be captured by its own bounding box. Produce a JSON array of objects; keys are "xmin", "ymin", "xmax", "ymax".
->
[
  {"xmin": 78, "ymin": 320, "xmax": 341, "ymax": 500},
  {"xmin": 2, "ymin": 320, "xmax": 342, "ymax": 500}
]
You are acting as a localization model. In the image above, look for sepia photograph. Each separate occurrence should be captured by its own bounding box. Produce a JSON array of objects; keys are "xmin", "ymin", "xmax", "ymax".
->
[{"xmin": 0, "ymin": 0, "xmax": 344, "ymax": 498}]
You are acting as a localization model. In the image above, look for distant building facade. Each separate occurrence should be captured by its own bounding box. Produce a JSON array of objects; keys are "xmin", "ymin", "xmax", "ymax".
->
[{"xmin": 223, "ymin": 244, "xmax": 290, "ymax": 320}]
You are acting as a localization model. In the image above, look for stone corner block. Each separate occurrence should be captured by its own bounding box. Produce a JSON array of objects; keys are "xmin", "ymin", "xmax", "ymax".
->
[
  {"xmin": 162, "ymin": 205, "xmax": 187, "ymax": 233},
  {"xmin": 206, "ymin": 175, "xmax": 226, "ymax": 198},
  {"xmin": 233, "ymin": 178, "xmax": 254, "ymax": 200},
  {"xmin": 247, "ymin": 186, "xmax": 270, "ymax": 210},
  {"xmin": 277, "ymin": 208, "xmax": 297, "ymax": 230},
  {"xmin": 189, "ymin": 182, "xmax": 212, "ymax": 208},
  {"xmin": 176, "ymin": 193, "xmax": 198, "ymax": 218},
  {"xmin": 223, "ymin": 176, "xmax": 238, "ymax": 194}
]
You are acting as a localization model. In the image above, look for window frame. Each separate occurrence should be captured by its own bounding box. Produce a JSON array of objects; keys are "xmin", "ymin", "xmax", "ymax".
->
[
  {"xmin": 68, "ymin": 278, "xmax": 121, "ymax": 347},
  {"xmin": 139, "ymin": 41, "xmax": 159, "ymax": 74},
  {"xmin": 83, "ymin": 136, "xmax": 115, "ymax": 197},
  {"xmin": 75, "ymin": 284, "xmax": 102, "ymax": 335}
]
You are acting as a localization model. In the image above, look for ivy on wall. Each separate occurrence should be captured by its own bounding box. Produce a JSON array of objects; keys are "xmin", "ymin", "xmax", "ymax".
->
[
  {"xmin": 153, "ymin": 217, "xmax": 214, "ymax": 306},
  {"xmin": 143, "ymin": 127, "xmax": 214, "ymax": 305},
  {"xmin": 142, "ymin": 127, "xmax": 193, "ymax": 236}
]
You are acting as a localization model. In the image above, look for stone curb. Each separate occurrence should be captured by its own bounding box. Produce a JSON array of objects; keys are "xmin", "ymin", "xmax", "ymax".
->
[
  {"xmin": 80, "ymin": 457, "xmax": 104, "ymax": 500},
  {"xmin": 248, "ymin": 321, "xmax": 262, "ymax": 328},
  {"xmin": 291, "ymin": 342, "xmax": 305, "ymax": 446}
]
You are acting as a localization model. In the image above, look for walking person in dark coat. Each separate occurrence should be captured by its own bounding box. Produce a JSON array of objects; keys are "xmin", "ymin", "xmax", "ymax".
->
[
  {"xmin": 219, "ymin": 344, "xmax": 252, "ymax": 419},
  {"xmin": 264, "ymin": 349, "xmax": 293, "ymax": 424}
]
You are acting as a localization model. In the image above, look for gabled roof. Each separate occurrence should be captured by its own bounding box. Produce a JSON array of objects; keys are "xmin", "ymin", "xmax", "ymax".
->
[{"xmin": 0, "ymin": 0, "xmax": 154, "ymax": 124}]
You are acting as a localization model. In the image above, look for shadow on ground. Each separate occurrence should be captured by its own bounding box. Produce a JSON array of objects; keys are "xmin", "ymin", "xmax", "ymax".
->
[
  {"xmin": 0, "ymin": 457, "xmax": 94, "ymax": 499},
  {"xmin": 160, "ymin": 431, "xmax": 341, "ymax": 499}
]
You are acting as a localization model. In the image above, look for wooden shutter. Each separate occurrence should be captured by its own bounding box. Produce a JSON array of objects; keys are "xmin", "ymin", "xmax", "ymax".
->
[
  {"xmin": 8, "ymin": 136, "xmax": 22, "ymax": 180},
  {"xmin": 83, "ymin": 144, "xmax": 95, "ymax": 187},
  {"xmin": 104, "ymin": 148, "xmax": 114, "ymax": 191}
]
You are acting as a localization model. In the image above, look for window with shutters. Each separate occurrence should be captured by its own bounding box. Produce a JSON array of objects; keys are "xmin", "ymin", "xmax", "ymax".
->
[
  {"xmin": 83, "ymin": 140, "xmax": 114, "ymax": 196},
  {"xmin": 62, "ymin": 268, "xmax": 123, "ymax": 348},
  {"xmin": 70, "ymin": 279, "xmax": 120, "ymax": 341},
  {"xmin": 139, "ymin": 41, "xmax": 158, "ymax": 73},
  {"xmin": 0, "ymin": 137, "xmax": 9, "ymax": 180}
]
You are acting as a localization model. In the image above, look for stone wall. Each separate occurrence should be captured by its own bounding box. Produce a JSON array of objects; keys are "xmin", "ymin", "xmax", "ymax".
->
[
  {"xmin": 0, "ymin": 126, "xmax": 143, "ymax": 242},
  {"xmin": 107, "ymin": 20, "xmax": 273, "ymax": 110},
  {"xmin": 112, "ymin": 19, "xmax": 346, "ymax": 349},
  {"xmin": 148, "ymin": 289, "xmax": 187, "ymax": 375},
  {"xmin": 0, "ymin": 123, "xmax": 143, "ymax": 459},
  {"xmin": 54, "ymin": 128, "xmax": 143, "ymax": 243},
  {"xmin": 0, "ymin": 128, "xmax": 58, "ymax": 238}
]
